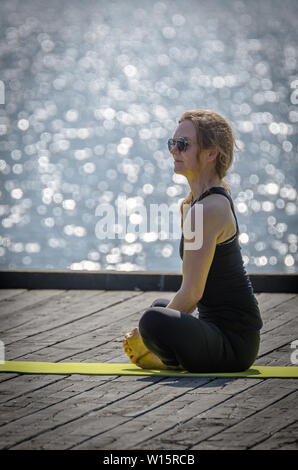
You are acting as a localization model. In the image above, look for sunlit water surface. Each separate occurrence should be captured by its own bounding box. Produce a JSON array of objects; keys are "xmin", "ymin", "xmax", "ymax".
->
[{"xmin": 0, "ymin": 0, "xmax": 297, "ymax": 273}]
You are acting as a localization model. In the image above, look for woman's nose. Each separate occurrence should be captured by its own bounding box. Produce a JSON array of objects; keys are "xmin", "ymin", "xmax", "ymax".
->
[{"xmin": 171, "ymin": 143, "xmax": 179, "ymax": 155}]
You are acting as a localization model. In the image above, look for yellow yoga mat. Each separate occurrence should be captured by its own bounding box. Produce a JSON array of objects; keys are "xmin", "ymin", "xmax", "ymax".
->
[{"xmin": 0, "ymin": 361, "xmax": 297, "ymax": 378}]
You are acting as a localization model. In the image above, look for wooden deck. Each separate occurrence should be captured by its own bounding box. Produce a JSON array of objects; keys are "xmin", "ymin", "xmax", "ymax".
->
[{"xmin": 0, "ymin": 288, "xmax": 297, "ymax": 451}]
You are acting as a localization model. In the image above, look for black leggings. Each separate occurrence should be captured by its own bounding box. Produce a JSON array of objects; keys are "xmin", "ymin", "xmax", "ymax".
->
[{"xmin": 139, "ymin": 298, "xmax": 260, "ymax": 373}]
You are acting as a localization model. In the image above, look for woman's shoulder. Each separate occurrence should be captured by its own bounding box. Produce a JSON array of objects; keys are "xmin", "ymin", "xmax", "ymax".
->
[
  {"xmin": 197, "ymin": 190, "xmax": 232, "ymax": 215},
  {"xmin": 193, "ymin": 191, "xmax": 236, "ymax": 241}
]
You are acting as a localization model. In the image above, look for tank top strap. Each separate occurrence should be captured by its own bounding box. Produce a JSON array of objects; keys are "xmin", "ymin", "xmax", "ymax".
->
[{"xmin": 192, "ymin": 186, "xmax": 239, "ymax": 236}]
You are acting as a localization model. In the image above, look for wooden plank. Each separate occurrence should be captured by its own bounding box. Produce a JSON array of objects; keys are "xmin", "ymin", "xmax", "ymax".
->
[
  {"xmin": 260, "ymin": 295, "xmax": 298, "ymax": 332},
  {"xmin": 3, "ymin": 291, "xmax": 169, "ymax": 361},
  {"xmin": 0, "ymin": 373, "xmax": 19, "ymax": 385},
  {"xmin": 2, "ymin": 291, "xmax": 294, "ymax": 361},
  {"xmin": 37, "ymin": 292, "xmax": 285, "ymax": 365},
  {"xmin": 96, "ymin": 379, "xmax": 298, "ymax": 450},
  {"xmin": 0, "ymin": 374, "xmax": 68, "ymax": 407},
  {"xmin": 0, "ymin": 290, "xmax": 137, "ymax": 340},
  {"xmin": 254, "ymin": 344, "xmax": 294, "ymax": 367},
  {"xmin": 22, "ymin": 308, "xmax": 296, "ymax": 450},
  {"xmin": 0, "ymin": 291, "xmax": 171, "ymax": 404},
  {"xmin": 251, "ymin": 420, "xmax": 298, "ymax": 450},
  {"xmin": 0, "ymin": 290, "xmax": 68, "ymax": 383},
  {"xmin": 0, "ymin": 374, "xmax": 121, "ymax": 427},
  {"xmin": 190, "ymin": 388, "xmax": 298, "ymax": 450},
  {"xmin": 1, "ymin": 375, "xmax": 203, "ymax": 449},
  {"xmin": 0, "ymin": 364, "xmax": 273, "ymax": 449},
  {"xmin": 0, "ymin": 289, "xmax": 26, "ymax": 302},
  {"xmin": 138, "ymin": 375, "xmax": 298, "ymax": 451},
  {"xmin": 0, "ymin": 291, "xmax": 296, "ymax": 450},
  {"xmin": 0, "ymin": 289, "xmax": 105, "ymax": 330},
  {"xmin": 0, "ymin": 291, "xmax": 170, "ymax": 401},
  {"xmin": 257, "ymin": 295, "xmax": 298, "ymax": 357},
  {"xmin": 258, "ymin": 318, "xmax": 298, "ymax": 357},
  {"xmin": 0, "ymin": 341, "xmax": 291, "ymax": 446},
  {"xmin": 0, "ymin": 289, "xmax": 140, "ymax": 382},
  {"xmin": 0, "ymin": 292, "xmax": 172, "ymax": 442},
  {"xmin": 0, "ymin": 289, "xmax": 67, "ymax": 319},
  {"xmin": 4, "ymin": 292, "xmax": 296, "ymax": 364},
  {"xmin": 256, "ymin": 293, "xmax": 297, "ymax": 315},
  {"xmin": 0, "ymin": 378, "xmax": 293, "ymax": 450}
]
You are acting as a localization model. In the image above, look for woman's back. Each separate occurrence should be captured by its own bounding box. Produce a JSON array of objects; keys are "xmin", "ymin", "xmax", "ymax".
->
[{"xmin": 180, "ymin": 186, "xmax": 263, "ymax": 332}]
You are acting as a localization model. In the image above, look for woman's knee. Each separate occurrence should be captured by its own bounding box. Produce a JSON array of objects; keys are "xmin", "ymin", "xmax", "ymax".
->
[
  {"xmin": 150, "ymin": 298, "xmax": 170, "ymax": 308},
  {"xmin": 139, "ymin": 307, "xmax": 166, "ymax": 338}
]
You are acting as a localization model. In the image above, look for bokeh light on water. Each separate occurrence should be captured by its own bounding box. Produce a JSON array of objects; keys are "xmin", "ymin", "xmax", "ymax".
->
[{"xmin": 0, "ymin": 0, "xmax": 297, "ymax": 273}]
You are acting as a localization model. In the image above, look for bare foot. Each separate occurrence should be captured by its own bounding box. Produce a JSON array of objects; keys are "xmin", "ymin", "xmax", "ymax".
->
[{"xmin": 122, "ymin": 327, "xmax": 183, "ymax": 370}]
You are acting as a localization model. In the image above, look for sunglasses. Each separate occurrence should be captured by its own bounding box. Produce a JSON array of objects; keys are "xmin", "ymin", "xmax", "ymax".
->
[{"xmin": 167, "ymin": 137, "xmax": 196, "ymax": 153}]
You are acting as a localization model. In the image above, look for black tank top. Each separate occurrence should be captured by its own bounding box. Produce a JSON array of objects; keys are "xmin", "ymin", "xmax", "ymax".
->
[{"xmin": 179, "ymin": 186, "xmax": 263, "ymax": 332}]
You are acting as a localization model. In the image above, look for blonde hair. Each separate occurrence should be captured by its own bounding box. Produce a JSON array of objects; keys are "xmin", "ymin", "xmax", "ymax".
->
[{"xmin": 178, "ymin": 109, "xmax": 236, "ymax": 221}]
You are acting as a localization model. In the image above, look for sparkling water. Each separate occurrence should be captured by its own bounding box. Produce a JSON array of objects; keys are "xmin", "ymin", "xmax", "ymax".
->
[{"xmin": 0, "ymin": 0, "xmax": 297, "ymax": 273}]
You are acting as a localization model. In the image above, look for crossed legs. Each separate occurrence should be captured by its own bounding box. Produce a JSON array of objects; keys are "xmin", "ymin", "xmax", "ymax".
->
[
  {"xmin": 123, "ymin": 298, "xmax": 260, "ymax": 373},
  {"xmin": 122, "ymin": 298, "xmax": 218, "ymax": 371}
]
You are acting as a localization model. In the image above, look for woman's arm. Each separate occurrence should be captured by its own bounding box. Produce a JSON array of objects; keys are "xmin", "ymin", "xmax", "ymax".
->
[
  {"xmin": 166, "ymin": 289, "xmax": 198, "ymax": 314},
  {"xmin": 166, "ymin": 197, "xmax": 227, "ymax": 314}
]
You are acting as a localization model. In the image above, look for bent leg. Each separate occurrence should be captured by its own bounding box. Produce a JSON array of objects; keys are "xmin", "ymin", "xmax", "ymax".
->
[
  {"xmin": 139, "ymin": 306, "xmax": 243, "ymax": 372},
  {"xmin": 150, "ymin": 298, "xmax": 171, "ymax": 308}
]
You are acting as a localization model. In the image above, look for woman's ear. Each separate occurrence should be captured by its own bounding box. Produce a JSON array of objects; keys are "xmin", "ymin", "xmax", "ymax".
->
[{"xmin": 207, "ymin": 147, "xmax": 219, "ymax": 162}]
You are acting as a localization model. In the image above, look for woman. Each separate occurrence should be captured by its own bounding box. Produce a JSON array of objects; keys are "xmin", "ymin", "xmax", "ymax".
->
[{"xmin": 123, "ymin": 109, "xmax": 262, "ymax": 372}]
